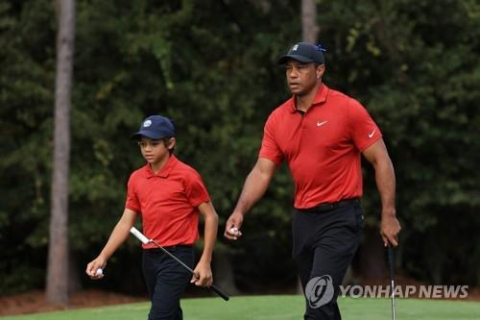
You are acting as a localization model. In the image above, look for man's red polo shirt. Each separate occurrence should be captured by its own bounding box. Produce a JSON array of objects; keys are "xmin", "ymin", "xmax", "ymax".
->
[
  {"xmin": 125, "ymin": 155, "xmax": 210, "ymax": 248},
  {"xmin": 259, "ymin": 84, "xmax": 382, "ymax": 209}
]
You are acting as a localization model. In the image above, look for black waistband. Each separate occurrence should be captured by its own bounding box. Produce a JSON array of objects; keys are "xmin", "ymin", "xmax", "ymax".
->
[
  {"xmin": 145, "ymin": 244, "xmax": 193, "ymax": 253},
  {"xmin": 296, "ymin": 198, "xmax": 360, "ymax": 213}
]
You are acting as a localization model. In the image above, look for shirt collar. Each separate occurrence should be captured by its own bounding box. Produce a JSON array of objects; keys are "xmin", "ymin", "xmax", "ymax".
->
[
  {"xmin": 288, "ymin": 83, "xmax": 329, "ymax": 113},
  {"xmin": 144, "ymin": 155, "xmax": 178, "ymax": 179}
]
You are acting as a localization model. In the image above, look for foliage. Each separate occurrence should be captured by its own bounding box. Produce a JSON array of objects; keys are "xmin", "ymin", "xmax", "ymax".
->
[
  {"xmin": 0, "ymin": 0, "xmax": 479, "ymax": 294},
  {"xmin": 316, "ymin": 0, "xmax": 480, "ymax": 283}
]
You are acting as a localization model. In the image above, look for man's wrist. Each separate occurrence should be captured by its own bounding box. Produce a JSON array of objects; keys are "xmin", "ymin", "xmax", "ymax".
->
[
  {"xmin": 381, "ymin": 207, "xmax": 397, "ymax": 218},
  {"xmin": 233, "ymin": 208, "xmax": 247, "ymax": 217}
]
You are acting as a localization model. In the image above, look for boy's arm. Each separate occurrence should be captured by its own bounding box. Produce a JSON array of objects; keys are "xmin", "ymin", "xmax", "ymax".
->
[
  {"xmin": 86, "ymin": 208, "xmax": 137, "ymax": 279},
  {"xmin": 191, "ymin": 201, "xmax": 218, "ymax": 287}
]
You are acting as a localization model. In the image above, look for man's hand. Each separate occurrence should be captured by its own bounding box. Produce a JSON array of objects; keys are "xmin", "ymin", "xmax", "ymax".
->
[
  {"xmin": 380, "ymin": 214, "xmax": 401, "ymax": 247},
  {"xmin": 191, "ymin": 261, "xmax": 213, "ymax": 287},
  {"xmin": 223, "ymin": 157, "xmax": 276, "ymax": 241},
  {"xmin": 224, "ymin": 212, "xmax": 244, "ymax": 240}
]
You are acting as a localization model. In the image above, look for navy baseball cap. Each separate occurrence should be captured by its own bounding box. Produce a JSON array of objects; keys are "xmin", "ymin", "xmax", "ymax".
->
[
  {"xmin": 131, "ymin": 115, "xmax": 175, "ymax": 140},
  {"xmin": 278, "ymin": 42, "xmax": 326, "ymax": 65}
]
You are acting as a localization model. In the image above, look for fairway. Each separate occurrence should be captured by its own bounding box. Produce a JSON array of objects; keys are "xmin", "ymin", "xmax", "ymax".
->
[{"xmin": 1, "ymin": 295, "xmax": 479, "ymax": 320}]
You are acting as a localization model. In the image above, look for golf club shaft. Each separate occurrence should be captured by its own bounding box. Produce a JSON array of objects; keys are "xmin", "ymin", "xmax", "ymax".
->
[
  {"xmin": 130, "ymin": 227, "xmax": 230, "ymax": 301},
  {"xmin": 387, "ymin": 245, "xmax": 396, "ymax": 320},
  {"xmin": 150, "ymin": 239, "xmax": 230, "ymax": 301}
]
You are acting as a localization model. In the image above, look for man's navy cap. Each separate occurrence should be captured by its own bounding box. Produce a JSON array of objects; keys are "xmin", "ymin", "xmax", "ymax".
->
[
  {"xmin": 131, "ymin": 115, "xmax": 175, "ymax": 140},
  {"xmin": 278, "ymin": 42, "xmax": 326, "ymax": 65}
]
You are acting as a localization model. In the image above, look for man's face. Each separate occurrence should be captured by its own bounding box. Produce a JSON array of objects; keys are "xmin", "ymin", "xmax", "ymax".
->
[{"xmin": 284, "ymin": 60, "xmax": 325, "ymax": 96}]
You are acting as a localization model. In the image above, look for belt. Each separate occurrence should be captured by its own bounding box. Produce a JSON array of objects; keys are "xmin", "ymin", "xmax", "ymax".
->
[
  {"xmin": 298, "ymin": 198, "xmax": 360, "ymax": 213},
  {"xmin": 145, "ymin": 245, "xmax": 193, "ymax": 253}
]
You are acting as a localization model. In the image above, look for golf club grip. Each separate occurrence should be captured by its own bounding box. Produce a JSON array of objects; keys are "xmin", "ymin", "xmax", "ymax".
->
[
  {"xmin": 387, "ymin": 245, "xmax": 395, "ymax": 278},
  {"xmin": 130, "ymin": 227, "xmax": 150, "ymax": 245},
  {"xmin": 210, "ymin": 284, "xmax": 230, "ymax": 301}
]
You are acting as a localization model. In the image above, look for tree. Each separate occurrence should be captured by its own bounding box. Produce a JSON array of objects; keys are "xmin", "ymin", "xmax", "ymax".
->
[
  {"xmin": 301, "ymin": 0, "xmax": 318, "ymax": 42},
  {"xmin": 46, "ymin": 0, "xmax": 76, "ymax": 304},
  {"xmin": 1, "ymin": 0, "xmax": 479, "ymax": 296}
]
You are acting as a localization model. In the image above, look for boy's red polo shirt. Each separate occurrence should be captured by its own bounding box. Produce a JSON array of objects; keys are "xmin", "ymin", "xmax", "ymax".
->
[
  {"xmin": 259, "ymin": 84, "xmax": 382, "ymax": 209},
  {"xmin": 125, "ymin": 155, "xmax": 210, "ymax": 248}
]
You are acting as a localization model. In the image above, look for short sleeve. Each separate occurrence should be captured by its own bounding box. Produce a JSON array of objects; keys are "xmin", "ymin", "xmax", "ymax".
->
[
  {"xmin": 125, "ymin": 174, "xmax": 141, "ymax": 213},
  {"xmin": 348, "ymin": 99, "xmax": 382, "ymax": 151},
  {"xmin": 184, "ymin": 171, "xmax": 211, "ymax": 207},
  {"xmin": 258, "ymin": 114, "xmax": 284, "ymax": 165}
]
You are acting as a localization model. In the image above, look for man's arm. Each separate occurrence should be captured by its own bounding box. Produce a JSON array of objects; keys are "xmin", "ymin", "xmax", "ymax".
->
[
  {"xmin": 191, "ymin": 202, "xmax": 218, "ymax": 287},
  {"xmin": 224, "ymin": 157, "xmax": 277, "ymax": 240},
  {"xmin": 362, "ymin": 138, "xmax": 401, "ymax": 247},
  {"xmin": 85, "ymin": 208, "xmax": 137, "ymax": 278}
]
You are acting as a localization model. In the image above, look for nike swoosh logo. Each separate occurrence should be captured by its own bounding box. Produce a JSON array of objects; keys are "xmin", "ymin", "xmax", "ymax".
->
[
  {"xmin": 368, "ymin": 129, "xmax": 376, "ymax": 138},
  {"xmin": 317, "ymin": 121, "xmax": 328, "ymax": 127}
]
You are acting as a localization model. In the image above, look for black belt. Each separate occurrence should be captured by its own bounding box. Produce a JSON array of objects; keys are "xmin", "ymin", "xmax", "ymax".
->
[
  {"xmin": 298, "ymin": 198, "xmax": 360, "ymax": 213},
  {"xmin": 145, "ymin": 245, "xmax": 192, "ymax": 253}
]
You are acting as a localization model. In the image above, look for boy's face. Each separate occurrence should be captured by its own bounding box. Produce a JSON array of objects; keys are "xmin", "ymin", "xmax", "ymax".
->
[{"xmin": 137, "ymin": 137, "xmax": 175, "ymax": 166}]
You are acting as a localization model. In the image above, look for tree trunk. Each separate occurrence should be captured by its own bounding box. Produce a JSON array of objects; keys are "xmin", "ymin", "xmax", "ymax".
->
[
  {"xmin": 301, "ymin": 0, "xmax": 319, "ymax": 43},
  {"xmin": 297, "ymin": 0, "xmax": 319, "ymax": 294},
  {"xmin": 46, "ymin": 0, "xmax": 76, "ymax": 305}
]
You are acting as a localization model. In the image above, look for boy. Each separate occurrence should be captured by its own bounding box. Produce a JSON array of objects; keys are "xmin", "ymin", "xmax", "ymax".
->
[{"xmin": 86, "ymin": 115, "xmax": 219, "ymax": 320}]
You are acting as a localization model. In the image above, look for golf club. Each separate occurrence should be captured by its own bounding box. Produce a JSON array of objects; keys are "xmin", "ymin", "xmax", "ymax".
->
[
  {"xmin": 387, "ymin": 244, "xmax": 397, "ymax": 320},
  {"xmin": 130, "ymin": 227, "xmax": 230, "ymax": 301}
]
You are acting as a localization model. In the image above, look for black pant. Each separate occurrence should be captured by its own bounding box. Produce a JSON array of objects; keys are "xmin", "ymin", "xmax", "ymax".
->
[
  {"xmin": 142, "ymin": 246, "xmax": 194, "ymax": 320},
  {"xmin": 293, "ymin": 201, "xmax": 363, "ymax": 320}
]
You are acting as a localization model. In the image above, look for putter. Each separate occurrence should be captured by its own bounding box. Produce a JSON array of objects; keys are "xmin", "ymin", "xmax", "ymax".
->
[
  {"xmin": 130, "ymin": 227, "xmax": 230, "ymax": 301},
  {"xmin": 387, "ymin": 244, "xmax": 396, "ymax": 320}
]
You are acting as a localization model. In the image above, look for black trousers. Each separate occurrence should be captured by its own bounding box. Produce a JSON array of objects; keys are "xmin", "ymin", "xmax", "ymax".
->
[
  {"xmin": 142, "ymin": 246, "xmax": 194, "ymax": 320},
  {"xmin": 293, "ymin": 200, "xmax": 363, "ymax": 320}
]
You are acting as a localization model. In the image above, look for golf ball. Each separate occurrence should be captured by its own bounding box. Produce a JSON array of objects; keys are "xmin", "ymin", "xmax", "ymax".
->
[
  {"xmin": 230, "ymin": 227, "xmax": 239, "ymax": 234},
  {"xmin": 95, "ymin": 268, "xmax": 103, "ymax": 276}
]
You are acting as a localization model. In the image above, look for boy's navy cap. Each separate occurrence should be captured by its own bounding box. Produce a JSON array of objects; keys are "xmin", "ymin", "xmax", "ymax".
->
[
  {"xmin": 131, "ymin": 115, "xmax": 175, "ymax": 140},
  {"xmin": 278, "ymin": 42, "xmax": 326, "ymax": 65}
]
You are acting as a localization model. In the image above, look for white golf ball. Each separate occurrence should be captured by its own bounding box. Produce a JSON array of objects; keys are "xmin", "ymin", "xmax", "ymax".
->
[
  {"xmin": 230, "ymin": 227, "xmax": 239, "ymax": 234},
  {"xmin": 95, "ymin": 268, "xmax": 103, "ymax": 276}
]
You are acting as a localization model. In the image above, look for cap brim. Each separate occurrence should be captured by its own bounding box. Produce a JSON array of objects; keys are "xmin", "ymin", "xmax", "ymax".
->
[
  {"xmin": 277, "ymin": 54, "xmax": 314, "ymax": 65},
  {"xmin": 131, "ymin": 130, "xmax": 167, "ymax": 140}
]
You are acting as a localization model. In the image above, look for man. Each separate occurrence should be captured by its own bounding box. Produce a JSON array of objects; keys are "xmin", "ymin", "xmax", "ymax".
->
[{"xmin": 224, "ymin": 42, "xmax": 401, "ymax": 320}]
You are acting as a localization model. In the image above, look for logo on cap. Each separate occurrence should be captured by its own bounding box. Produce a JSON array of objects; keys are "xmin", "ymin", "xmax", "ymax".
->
[
  {"xmin": 292, "ymin": 44, "xmax": 299, "ymax": 51},
  {"xmin": 143, "ymin": 120, "xmax": 152, "ymax": 127}
]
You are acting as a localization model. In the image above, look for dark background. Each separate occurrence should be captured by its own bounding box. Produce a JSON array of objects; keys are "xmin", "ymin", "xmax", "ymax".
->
[{"xmin": 1, "ymin": 0, "xmax": 479, "ymax": 296}]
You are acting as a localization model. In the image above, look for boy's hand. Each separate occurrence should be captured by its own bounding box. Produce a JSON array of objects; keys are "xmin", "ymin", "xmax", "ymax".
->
[
  {"xmin": 191, "ymin": 261, "xmax": 213, "ymax": 287},
  {"xmin": 86, "ymin": 257, "xmax": 107, "ymax": 280}
]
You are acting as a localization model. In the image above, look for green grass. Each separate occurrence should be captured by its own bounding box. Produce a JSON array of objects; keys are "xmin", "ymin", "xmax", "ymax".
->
[{"xmin": 1, "ymin": 295, "xmax": 479, "ymax": 320}]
